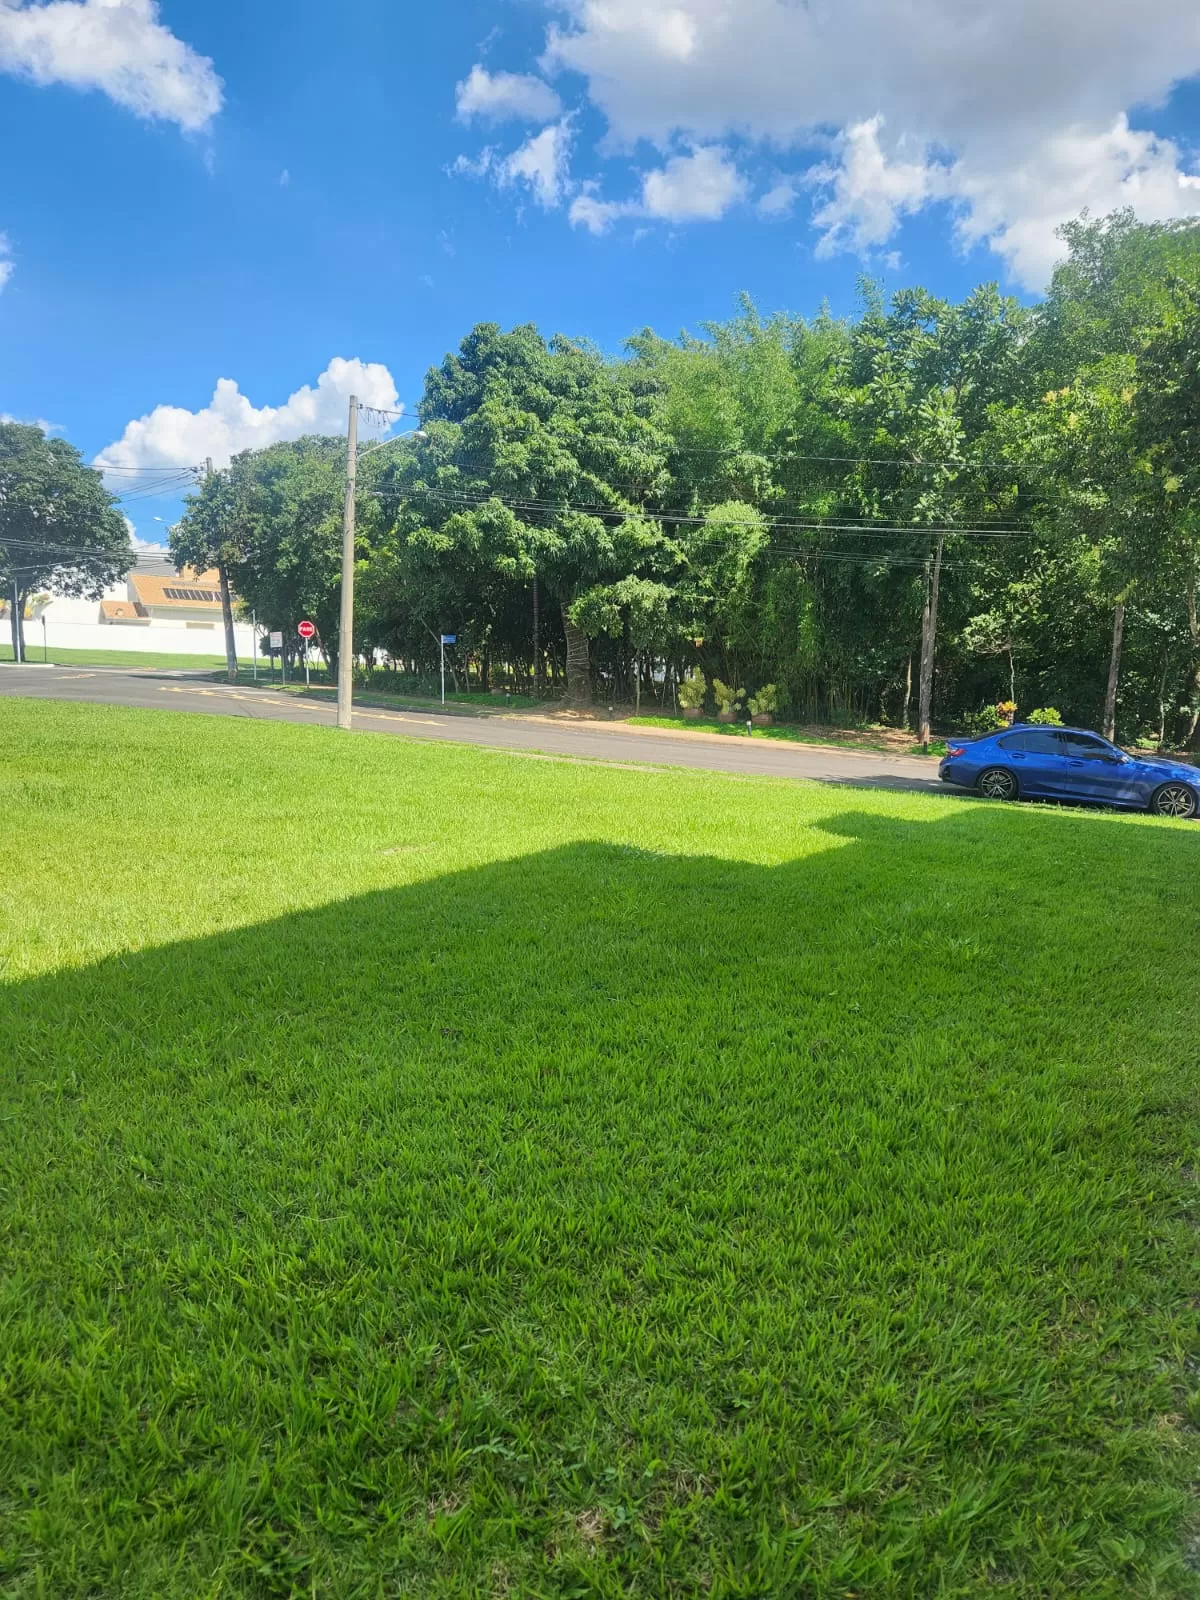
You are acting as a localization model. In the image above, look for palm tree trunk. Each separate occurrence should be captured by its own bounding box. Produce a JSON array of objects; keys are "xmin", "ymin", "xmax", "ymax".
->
[
  {"xmin": 562, "ymin": 604, "xmax": 591, "ymax": 705},
  {"xmin": 1103, "ymin": 600, "xmax": 1125, "ymax": 742},
  {"xmin": 917, "ymin": 535, "xmax": 944, "ymax": 747}
]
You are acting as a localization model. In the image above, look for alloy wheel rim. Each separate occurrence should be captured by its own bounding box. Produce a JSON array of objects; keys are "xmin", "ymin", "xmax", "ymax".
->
[
  {"xmin": 981, "ymin": 771, "xmax": 1014, "ymax": 799},
  {"xmin": 1156, "ymin": 784, "xmax": 1195, "ymax": 818}
]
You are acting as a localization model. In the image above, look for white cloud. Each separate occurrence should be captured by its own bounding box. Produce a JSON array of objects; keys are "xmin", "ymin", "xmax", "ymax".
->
[
  {"xmin": 0, "ymin": 230, "xmax": 12, "ymax": 291},
  {"xmin": 952, "ymin": 116, "xmax": 1200, "ymax": 286},
  {"xmin": 95, "ymin": 357, "xmax": 401, "ymax": 472},
  {"xmin": 531, "ymin": 0, "xmax": 1200, "ymax": 283},
  {"xmin": 643, "ymin": 145, "xmax": 745, "ymax": 220},
  {"xmin": 807, "ymin": 113, "xmax": 1200, "ymax": 286},
  {"xmin": 570, "ymin": 144, "xmax": 744, "ymax": 232},
  {"xmin": 500, "ymin": 118, "xmax": 574, "ymax": 207},
  {"xmin": 809, "ymin": 117, "xmax": 950, "ymax": 256},
  {"xmin": 279, "ymin": 168, "xmax": 290, "ymax": 187},
  {"xmin": 456, "ymin": 63, "xmax": 562, "ymax": 123},
  {"xmin": 0, "ymin": 0, "xmax": 222, "ymax": 131},
  {"xmin": 454, "ymin": 121, "xmax": 575, "ymax": 207},
  {"xmin": 569, "ymin": 186, "xmax": 633, "ymax": 234},
  {"xmin": 757, "ymin": 179, "xmax": 798, "ymax": 219}
]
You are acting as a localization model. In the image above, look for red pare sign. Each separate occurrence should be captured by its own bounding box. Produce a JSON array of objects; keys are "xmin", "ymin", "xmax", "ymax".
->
[{"xmin": 297, "ymin": 620, "xmax": 316, "ymax": 640}]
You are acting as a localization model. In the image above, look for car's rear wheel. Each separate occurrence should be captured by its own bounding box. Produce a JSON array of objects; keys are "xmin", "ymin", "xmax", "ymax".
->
[
  {"xmin": 1151, "ymin": 781, "xmax": 1198, "ymax": 820},
  {"xmin": 978, "ymin": 766, "xmax": 1018, "ymax": 801}
]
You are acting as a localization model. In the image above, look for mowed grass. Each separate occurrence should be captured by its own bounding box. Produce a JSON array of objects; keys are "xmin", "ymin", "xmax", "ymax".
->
[
  {"xmin": 1, "ymin": 646, "xmax": 229, "ymax": 670},
  {"xmin": 2, "ymin": 701, "xmax": 1200, "ymax": 1599}
]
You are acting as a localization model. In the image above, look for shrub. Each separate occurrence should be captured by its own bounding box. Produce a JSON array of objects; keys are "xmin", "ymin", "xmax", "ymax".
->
[
  {"xmin": 677, "ymin": 669, "xmax": 706, "ymax": 710},
  {"xmin": 712, "ymin": 679, "xmax": 746, "ymax": 715},
  {"xmin": 963, "ymin": 705, "xmax": 1005, "ymax": 736},
  {"xmin": 748, "ymin": 684, "xmax": 779, "ymax": 718},
  {"xmin": 1027, "ymin": 707, "xmax": 1063, "ymax": 725}
]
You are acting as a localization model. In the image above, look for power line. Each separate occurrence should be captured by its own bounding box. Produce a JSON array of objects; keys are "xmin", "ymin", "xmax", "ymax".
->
[
  {"xmin": 369, "ymin": 485, "xmax": 1032, "ymax": 539},
  {"xmin": 92, "ymin": 463, "xmax": 204, "ymax": 475}
]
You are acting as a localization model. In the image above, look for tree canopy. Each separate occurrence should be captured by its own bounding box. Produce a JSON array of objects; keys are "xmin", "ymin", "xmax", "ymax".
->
[
  {"xmin": 158, "ymin": 211, "xmax": 1200, "ymax": 744},
  {"xmin": 0, "ymin": 422, "xmax": 132, "ymax": 660}
]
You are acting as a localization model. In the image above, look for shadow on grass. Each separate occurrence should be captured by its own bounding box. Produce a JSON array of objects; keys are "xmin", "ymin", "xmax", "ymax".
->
[{"xmin": 3, "ymin": 807, "xmax": 1199, "ymax": 1597}]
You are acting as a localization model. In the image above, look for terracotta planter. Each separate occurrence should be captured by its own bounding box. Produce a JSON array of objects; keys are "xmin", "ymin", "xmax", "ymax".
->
[
  {"xmin": 717, "ymin": 709, "xmax": 740, "ymax": 723},
  {"xmin": 751, "ymin": 713, "xmax": 774, "ymax": 727},
  {"xmin": 682, "ymin": 705, "xmax": 704, "ymax": 720}
]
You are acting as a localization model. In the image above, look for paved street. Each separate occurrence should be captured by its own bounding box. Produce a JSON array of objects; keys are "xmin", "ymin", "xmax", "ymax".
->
[{"xmin": 0, "ymin": 665, "xmax": 943, "ymax": 792}]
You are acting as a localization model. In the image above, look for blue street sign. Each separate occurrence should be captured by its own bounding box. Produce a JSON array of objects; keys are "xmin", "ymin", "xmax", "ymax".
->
[{"xmin": 440, "ymin": 634, "xmax": 456, "ymax": 644}]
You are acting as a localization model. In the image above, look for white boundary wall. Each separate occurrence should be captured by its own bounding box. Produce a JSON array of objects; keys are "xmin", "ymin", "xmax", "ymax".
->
[{"xmin": 27, "ymin": 620, "xmax": 260, "ymax": 657}]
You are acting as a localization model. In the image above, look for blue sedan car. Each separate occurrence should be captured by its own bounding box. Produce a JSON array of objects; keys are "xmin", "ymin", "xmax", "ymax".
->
[{"xmin": 939, "ymin": 725, "xmax": 1199, "ymax": 818}]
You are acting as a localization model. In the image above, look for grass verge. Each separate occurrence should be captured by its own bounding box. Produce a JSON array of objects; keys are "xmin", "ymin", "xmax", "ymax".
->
[
  {"xmin": 0, "ymin": 645, "xmax": 228, "ymax": 670},
  {"xmin": 1, "ymin": 698, "xmax": 1199, "ymax": 1597}
]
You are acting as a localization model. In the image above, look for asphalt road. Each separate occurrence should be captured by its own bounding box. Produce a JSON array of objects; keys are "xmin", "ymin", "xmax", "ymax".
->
[{"xmin": 0, "ymin": 664, "xmax": 943, "ymax": 792}]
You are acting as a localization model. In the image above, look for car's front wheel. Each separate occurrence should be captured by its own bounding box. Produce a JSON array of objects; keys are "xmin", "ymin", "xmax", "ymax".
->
[
  {"xmin": 1150, "ymin": 781, "xmax": 1198, "ymax": 820},
  {"xmin": 978, "ymin": 766, "xmax": 1018, "ymax": 801}
]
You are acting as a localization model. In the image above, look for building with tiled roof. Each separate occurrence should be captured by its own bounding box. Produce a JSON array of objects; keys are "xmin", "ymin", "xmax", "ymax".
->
[{"xmin": 98, "ymin": 599, "xmax": 147, "ymax": 624}]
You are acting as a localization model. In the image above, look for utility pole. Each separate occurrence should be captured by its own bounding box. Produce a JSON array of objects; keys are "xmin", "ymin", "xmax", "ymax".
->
[
  {"xmin": 338, "ymin": 394, "xmax": 358, "ymax": 730},
  {"xmin": 10, "ymin": 576, "xmax": 23, "ymax": 664},
  {"xmin": 532, "ymin": 571, "xmax": 540, "ymax": 699}
]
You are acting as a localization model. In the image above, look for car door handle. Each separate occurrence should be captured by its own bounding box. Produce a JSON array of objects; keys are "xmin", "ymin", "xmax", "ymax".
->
[{"xmin": 1068, "ymin": 760, "xmax": 1086, "ymax": 767}]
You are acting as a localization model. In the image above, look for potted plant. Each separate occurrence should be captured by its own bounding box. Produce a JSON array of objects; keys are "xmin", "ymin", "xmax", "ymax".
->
[
  {"xmin": 748, "ymin": 684, "xmax": 779, "ymax": 727},
  {"xmin": 678, "ymin": 669, "xmax": 707, "ymax": 721},
  {"xmin": 1026, "ymin": 706, "xmax": 1062, "ymax": 725},
  {"xmin": 996, "ymin": 699, "xmax": 1017, "ymax": 727},
  {"xmin": 713, "ymin": 679, "xmax": 746, "ymax": 724}
]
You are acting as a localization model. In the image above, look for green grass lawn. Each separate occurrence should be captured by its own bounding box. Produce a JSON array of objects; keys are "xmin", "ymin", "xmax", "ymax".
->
[
  {"xmin": 226, "ymin": 671, "xmax": 541, "ymax": 716},
  {"xmin": 2, "ymin": 698, "xmax": 1199, "ymax": 1598},
  {"xmin": 0, "ymin": 644, "xmax": 228, "ymax": 670}
]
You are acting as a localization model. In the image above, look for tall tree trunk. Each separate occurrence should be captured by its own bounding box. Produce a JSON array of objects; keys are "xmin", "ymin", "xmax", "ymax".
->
[
  {"xmin": 1103, "ymin": 600, "xmax": 1125, "ymax": 743},
  {"xmin": 562, "ymin": 603, "xmax": 591, "ymax": 705},
  {"xmin": 901, "ymin": 654, "xmax": 912, "ymax": 730},
  {"xmin": 634, "ymin": 652, "xmax": 641, "ymax": 715},
  {"xmin": 218, "ymin": 562, "xmax": 237, "ymax": 683},
  {"xmin": 1185, "ymin": 566, "xmax": 1200, "ymax": 749},
  {"xmin": 917, "ymin": 535, "xmax": 944, "ymax": 747}
]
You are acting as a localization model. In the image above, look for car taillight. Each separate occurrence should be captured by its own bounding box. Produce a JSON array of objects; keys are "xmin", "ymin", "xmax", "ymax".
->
[{"xmin": 946, "ymin": 744, "xmax": 965, "ymax": 757}]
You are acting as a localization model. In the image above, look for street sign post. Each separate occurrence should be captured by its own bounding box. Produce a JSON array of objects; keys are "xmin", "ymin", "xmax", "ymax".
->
[
  {"xmin": 439, "ymin": 634, "xmax": 456, "ymax": 706},
  {"xmin": 298, "ymin": 621, "xmax": 316, "ymax": 688}
]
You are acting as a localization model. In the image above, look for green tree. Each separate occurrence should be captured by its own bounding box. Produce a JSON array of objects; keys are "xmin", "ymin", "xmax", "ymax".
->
[
  {"xmin": 376, "ymin": 324, "xmax": 673, "ymax": 704},
  {"xmin": 835, "ymin": 284, "xmax": 1026, "ymax": 741},
  {"xmin": 0, "ymin": 422, "xmax": 132, "ymax": 662},
  {"xmin": 169, "ymin": 464, "xmax": 242, "ymax": 682},
  {"xmin": 175, "ymin": 438, "xmax": 344, "ymax": 670},
  {"xmin": 1137, "ymin": 278, "xmax": 1200, "ymax": 743}
]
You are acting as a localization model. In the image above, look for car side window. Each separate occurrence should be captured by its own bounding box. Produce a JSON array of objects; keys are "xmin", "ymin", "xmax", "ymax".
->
[
  {"xmin": 997, "ymin": 733, "xmax": 1026, "ymax": 751},
  {"xmin": 1062, "ymin": 732, "xmax": 1110, "ymax": 759},
  {"xmin": 1019, "ymin": 730, "xmax": 1063, "ymax": 755}
]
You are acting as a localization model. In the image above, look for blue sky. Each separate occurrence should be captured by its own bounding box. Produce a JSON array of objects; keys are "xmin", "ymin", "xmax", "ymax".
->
[{"xmin": 2, "ymin": 0, "xmax": 1199, "ymax": 542}]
